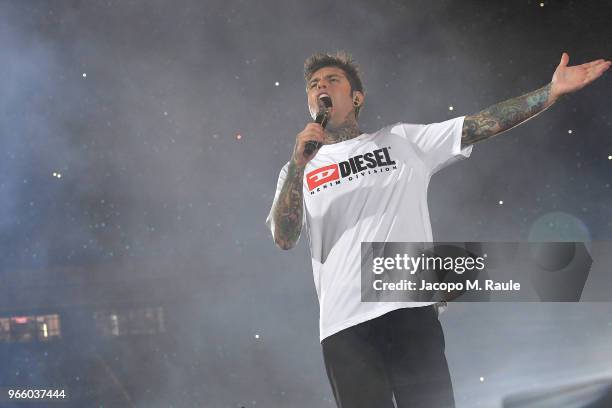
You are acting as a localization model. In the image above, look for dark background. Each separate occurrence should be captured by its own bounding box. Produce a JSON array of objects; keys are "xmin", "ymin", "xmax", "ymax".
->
[{"xmin": 0, "ymin": 0, "xmax": 611, "ymax": 406}]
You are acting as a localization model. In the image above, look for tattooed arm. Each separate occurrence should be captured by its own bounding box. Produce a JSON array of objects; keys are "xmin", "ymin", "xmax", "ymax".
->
[
  {"xmin": 461, "ymin": 83, "xmax": 557, "ymax": 147},
  {"xmin": 462, "ymin": 53, "xmax": 611, "ymax": 147},
  {"xmin": 271, "ymin": 123, "xmax": 327, "ymax": 250},
  {"xmin": 272, "ymin": 160, "xmax": 306, "ymax": 250}
]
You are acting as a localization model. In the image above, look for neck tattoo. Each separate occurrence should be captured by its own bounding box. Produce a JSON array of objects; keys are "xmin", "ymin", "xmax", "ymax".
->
[{"xmin": 325, "ymin": 117, "xmax": 362, "ymax": 144}]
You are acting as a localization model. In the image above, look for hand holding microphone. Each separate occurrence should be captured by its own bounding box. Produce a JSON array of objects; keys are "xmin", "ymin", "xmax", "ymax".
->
[
  {"xmin": 304, "ymin": 95, "xmax": 332, "ymax": 157},
  {"xmin": 291, "ymin": 95, "xmax": 332, "ymax": 168}
]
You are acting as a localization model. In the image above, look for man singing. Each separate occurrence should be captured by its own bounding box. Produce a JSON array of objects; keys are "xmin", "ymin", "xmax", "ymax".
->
[{"xmin": 265, "ymin": 51, "xmax": 610, "ymax": 407}]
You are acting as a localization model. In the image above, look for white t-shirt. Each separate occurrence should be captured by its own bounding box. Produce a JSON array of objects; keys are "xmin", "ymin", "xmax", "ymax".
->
[{"xmin": 266, "ymin": 116, "xmax": 473, "ymax": 342}]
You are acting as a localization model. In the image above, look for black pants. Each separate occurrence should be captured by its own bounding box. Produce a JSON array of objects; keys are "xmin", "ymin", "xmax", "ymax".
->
[{"xmin": 321, "ymin": 306, "xmax": 455, "ymax": 408}]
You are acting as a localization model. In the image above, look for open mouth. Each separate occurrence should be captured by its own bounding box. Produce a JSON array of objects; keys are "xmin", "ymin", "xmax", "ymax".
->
[{"xmin": 317, "ymin": 93, "xmax": 333, "ymax": 109}]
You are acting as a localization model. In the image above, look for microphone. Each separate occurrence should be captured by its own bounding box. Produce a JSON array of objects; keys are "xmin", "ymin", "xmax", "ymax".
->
[{"xmin": 304, "ymin": 95, "xmax": 332, "ymax": 157}]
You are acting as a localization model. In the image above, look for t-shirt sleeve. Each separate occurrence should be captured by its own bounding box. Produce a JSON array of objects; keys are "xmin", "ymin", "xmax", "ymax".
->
[
  {"xmin": 265, "ymin": 161, "xmax": 306, "ymax": 243},
  {"xmin": 394, "ymin": 116, "xmax": 473, "ymax": 175}
]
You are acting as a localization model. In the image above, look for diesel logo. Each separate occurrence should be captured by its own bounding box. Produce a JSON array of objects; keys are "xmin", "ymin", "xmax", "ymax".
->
[
  {"xmin": 338, "ymin": 147, "xmax": 395, "ymax": 177},
  {"xmin": 306, "ymin": 164, "xmax": 340, "ymax": 190},
  {"xmin": 306, "ymin": 146, "xmax": 397, "ymax": 193}
]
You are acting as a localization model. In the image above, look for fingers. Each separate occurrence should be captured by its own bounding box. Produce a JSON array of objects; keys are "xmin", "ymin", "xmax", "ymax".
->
[
  {"xmin": 587, "ymin": 60, "xmax": 611, "ymax": 74},
  {"xmin": 298, "ymin": 123, "xmax": 327, "ymax": 145},
  {"xmin": 583, "ymin": 61, "xmax": 610, "ymax": 83},
  {"xmin": 580, "ymin": 59, "xmax": 609, "ymax": 69},
  {"xmin": 292, "ymin": 123, "xmax": 327, "ymax": 166}
]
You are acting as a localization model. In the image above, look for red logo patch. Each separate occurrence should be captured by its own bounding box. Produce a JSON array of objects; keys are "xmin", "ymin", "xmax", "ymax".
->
[{"xmin": 306, "ymin": 164, "xmax": 339, "ymax": 191}]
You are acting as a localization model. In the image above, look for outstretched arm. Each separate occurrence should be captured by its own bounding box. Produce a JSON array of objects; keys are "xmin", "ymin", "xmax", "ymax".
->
[{"xmin": 462, "ymin": 52, "xmax": 611, "ymax": 147}]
